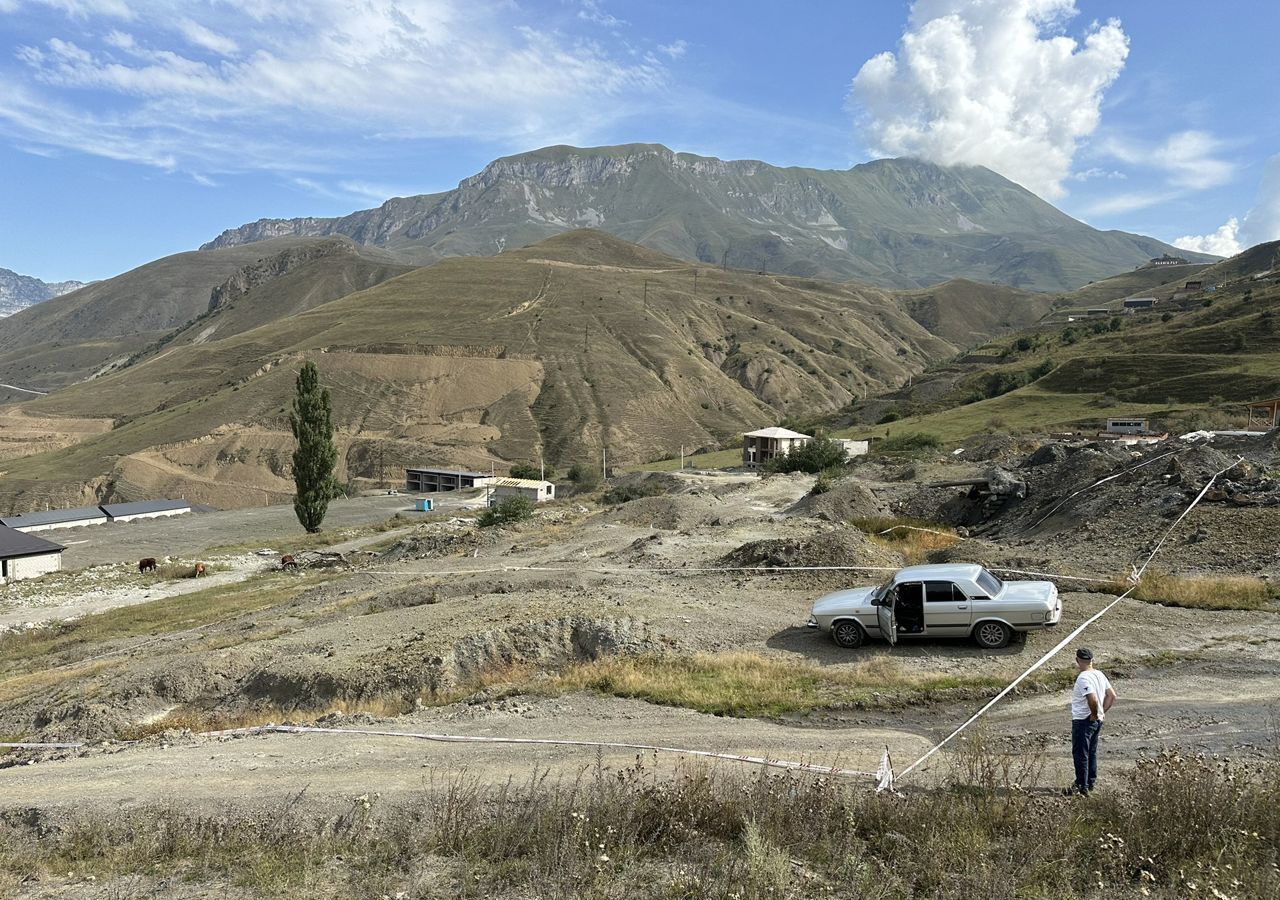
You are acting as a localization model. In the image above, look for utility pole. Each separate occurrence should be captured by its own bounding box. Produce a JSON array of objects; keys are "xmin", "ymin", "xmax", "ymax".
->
[
  {"xmin": 601, "ymin": 445, "xmax": 607, "ymax": 479},
  {"xmin": 583, "ymin": 324, "xmax": 589, "ymax": 353},
  {"xmin": 680, "ymin": 444, "xmax": 685, "ymax": 470},
  {"xmin": 721, "ymin": 249, "xmax": 730, "ymax": 271},
  {"xmin": 643, "ymin": 280, "xmax": 649, "ymax": 312},
  {"xmin": 692, "ymin": 268, "xmax": 698, "ymax": 295},
  {"xmin": 378, "ymin": 446, "xmax": 385, "ymax": 487}
]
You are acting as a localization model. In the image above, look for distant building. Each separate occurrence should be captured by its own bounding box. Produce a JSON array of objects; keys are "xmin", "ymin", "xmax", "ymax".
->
[
  {"xmin": 0, "ymin": 525, "xmax": 65, "ymax": 584},
  {"xmin": 1099, "ymin": 417, "xmax": 1166, "ymax": 444},
  {"xmin": 100, "ymin": 499, "xmax": 192, "ymax": 523},
  {"xmin": 486, "ymin": 477, "xmax": 555, "ymax": 504},
  {"xmin": 1123, "ymin": 297, "xmax": 1158, "ymax": 310},
  {"xmin": 1247, "ymin": 398, "xmax": 1280, "ymax": 431},
  {"xmin": 1086, "ymin": 308, "xmax": 1110, "ymax": 317},
  {"xmin": 1184, "ymin": 280, "xmax": 1204, "ymax": 291},
  {"xmin": 0, "ymin": 505, "xmax": 108, "ymax": 533},
  {"xmin": 742, "ymin": 427, "xmax": 811, "ymax": 468},
  {"xmin": 1149, "ymin": 253, "xmax": 1189, "ymax": 266},
  {"xmin": 836, "ymin": 439, "xmax": 870, "ymax": 458},
  {"xmin": 1104, "ymin": 417, "xmax": 1151, "ymax": 435},
  {"xmin": 405, "ymin": 467, "xmax": 490, "ymax": 493}
]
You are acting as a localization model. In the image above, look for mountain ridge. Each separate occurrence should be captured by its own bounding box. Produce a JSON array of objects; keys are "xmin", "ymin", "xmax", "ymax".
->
[
  {"xmin": 0, "ymin": 267, "xmax": 86, "ymax": 317},
  {"xmin": 201, "ymin": 143, "xmax": 1216, "ymax": 292}
]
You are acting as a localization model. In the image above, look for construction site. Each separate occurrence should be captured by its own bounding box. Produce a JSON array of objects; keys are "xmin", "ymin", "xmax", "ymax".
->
[{"xmin": 0, "ymin": 427, "xmax": 1277, "ymax": 897}]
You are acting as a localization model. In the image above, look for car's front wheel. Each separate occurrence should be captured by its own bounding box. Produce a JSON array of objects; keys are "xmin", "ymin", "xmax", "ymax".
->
[
  {"xmin": 832, "ymin": 620, "xmax": 865, "ymax": 649},
  {"xmin": 973, "ymin": 621, "xmax": 1012, "ymax": 649}
]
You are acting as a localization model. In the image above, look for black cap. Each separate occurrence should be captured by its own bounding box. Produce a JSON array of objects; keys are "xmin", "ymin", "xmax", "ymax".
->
[{"xmin": 1076, "ymin": 647, "xmax": 1093, "ymax": 660}]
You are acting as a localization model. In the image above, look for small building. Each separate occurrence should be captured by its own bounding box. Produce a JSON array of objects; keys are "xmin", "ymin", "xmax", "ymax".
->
[
  {"xmin": 405, "ymin": 467, "xmax": 490, "ymax": 493},
  {"xmin": 1184, "ymin": 280, "xmax": 1204, "ymax": 291},
  {"xmin": 1149, "ymin": 253, "xmax": 1189, "ymax": 266},
  {"xmin": 100, "ymin": 499, "xmax": 191, "ymax": 523},
  {"xmin": 742, "ymin": 427, "xmax": 812, "ymax": 469},
  {"xmin": 1247, "ymin": 398, "xmax": 1280, "ymax": 431},
  {"xmin": 0, "ymin": 505, "xmax": 108, "ymax": 533},
  {"xmin": 1086, "ymin": 308, "xmax": 1110, "ymax": 317},
  {"xmin": 0, "ymin": 525, "xmax": 65, "ymax": 584},
  {"xmin": 1123, "ymin": 297, "xmax": 1158, "ymax": 310},
  {"xmin": 486, "ymin": 478, "xmax": 555, "ymax": 504},
  {"xmin": 1105, "ymin": 417, "xmax": 1151, "ymax": 434},
  {"xmin": 836, "ymin": 439, "xmax": 870, "ymax": 458}
]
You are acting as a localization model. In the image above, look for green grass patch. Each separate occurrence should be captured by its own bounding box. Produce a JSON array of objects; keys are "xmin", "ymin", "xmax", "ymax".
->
[{"xmin": 1114, "ymin": 571, "xmax": 1275, "ymax": 611}]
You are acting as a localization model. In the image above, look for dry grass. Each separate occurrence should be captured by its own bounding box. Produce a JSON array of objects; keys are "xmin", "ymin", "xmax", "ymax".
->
[
  {"xmin": 1114, "ymin": 570, "xmax": 1275, "ymax": 611},
  {"xmin": 121, "ymin": 696, "xmax": 414, "ymax": 741},
  {"xmin": 535, "ymin": 651, "xmax": 1032, "ymax": 717},
  {"xmin": 1, "ymin": 751, "xmax": 1275, "ymax": 898},
  {"xmin": 849, "ymin": 516, "xmax": 961, "ymax": 564}
]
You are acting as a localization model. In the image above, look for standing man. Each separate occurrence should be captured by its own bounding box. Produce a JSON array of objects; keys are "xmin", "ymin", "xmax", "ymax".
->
[{"xmin": 1069, "ymin": 647, "xmax": 1116, "ymax": 795}]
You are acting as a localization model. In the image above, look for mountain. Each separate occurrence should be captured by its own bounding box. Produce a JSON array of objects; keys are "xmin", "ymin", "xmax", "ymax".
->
[
  {"xmin": 0, "ymin": 268, "xmax": 85, "ymax": 317},
  {"xmin": 0, "ymin": 230, "xmax": 970, "ymax": 512},
  {"xmin": 203, "ymin": 143, "xmax": 1216, "ymax": 293},
  {"xmin": 0, "ymin": 236, "xmax": 411, "ymax": 397}
]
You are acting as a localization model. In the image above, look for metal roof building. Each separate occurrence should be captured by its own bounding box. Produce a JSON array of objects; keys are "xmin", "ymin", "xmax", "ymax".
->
[
  {"xmin": 100, "ymin": 499, "xmax": 192, "ymax": 523},
  {"xmin": 0, "ymin": 505, "xmax": 109, "ymax": 533},
  {"xmin": 0, "ymin": 525, "xmax": 65, "ymax": 583}
]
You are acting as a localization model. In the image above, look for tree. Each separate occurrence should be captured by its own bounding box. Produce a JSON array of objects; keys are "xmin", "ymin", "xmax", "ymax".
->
[
  {"xmin": 478, "ymin": 495, "xmax": 535, "ymax": 527},
  {"xmin": 510, "ymin": 461, "xmax": 556, "ymax": 481},
  {"xmin": 765, "ymin": 430, "xmax": 848, "ymax": 474},
  {"xmin": 289, "ymin": 360, "xmax": 339, "ymax": 533}
]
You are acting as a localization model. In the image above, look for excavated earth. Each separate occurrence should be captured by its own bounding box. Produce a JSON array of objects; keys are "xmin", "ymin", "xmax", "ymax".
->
[{"xmin": 1, "ymin": 438, "xmax": 1279, "ymax": 819}]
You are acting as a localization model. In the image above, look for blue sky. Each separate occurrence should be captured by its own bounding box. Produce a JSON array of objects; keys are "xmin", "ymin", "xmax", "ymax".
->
[{"xmin": 1, "ymin": 0, "xmax": 1277, "ymax": 282}]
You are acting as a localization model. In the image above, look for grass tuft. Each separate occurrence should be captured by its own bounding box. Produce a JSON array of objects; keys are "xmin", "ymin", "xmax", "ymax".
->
[{"xmin": 1113, "ymin": 570, "xmax": 1275, "ymax": 611}]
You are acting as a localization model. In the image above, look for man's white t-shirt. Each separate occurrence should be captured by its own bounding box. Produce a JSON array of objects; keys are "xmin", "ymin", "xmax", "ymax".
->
[{"xmin": 1071, "ymin": 669, "xmax": 1113, "ymax": 721}]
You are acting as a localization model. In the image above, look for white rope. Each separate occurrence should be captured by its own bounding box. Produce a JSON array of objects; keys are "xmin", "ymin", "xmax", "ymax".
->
[
  {"xmin": 894, "ymin": 456, "xmax": 1242, "ymax": 782},
  {"xmin": 207, "ymin": 724, "xmax": 882, "ymax": 779},
  {"xmin": 0, "ymin": 741, "xmax": 84, "ymax": 749}
]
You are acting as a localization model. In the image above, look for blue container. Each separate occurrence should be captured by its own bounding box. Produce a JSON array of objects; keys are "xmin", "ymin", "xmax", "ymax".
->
[{"xmin": 414, "ymin": 498, "xmax": 433, "ymax": 512}]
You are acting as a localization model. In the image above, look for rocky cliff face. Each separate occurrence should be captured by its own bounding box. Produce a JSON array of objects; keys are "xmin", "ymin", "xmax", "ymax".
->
[
  {"xmin": 200, "ymin": 143, "xmax": 1217, "ymax": 292},
  {"xmin": 207, "ymin": 238, "xmax": 365, "ymax": 311},
  {"xmin": 0, "ymin": 268, "xmax": 86, "ymax": 317}
]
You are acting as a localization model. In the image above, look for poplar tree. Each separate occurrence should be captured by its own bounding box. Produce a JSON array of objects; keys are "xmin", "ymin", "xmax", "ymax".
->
[{"xmin": 289, "ymin": 360, "xmax": 338, "ymax": 533}]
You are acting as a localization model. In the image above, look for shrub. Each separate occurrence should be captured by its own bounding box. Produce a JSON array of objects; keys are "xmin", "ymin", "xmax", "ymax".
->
[
  {"xmin": 566, "ymin": 463, "xmax": 601, "ymax": 490},
  {"xmin": 809, "ymin": 471, "xmax": 833, "ymax": 495},
  {"xmin": 602, "ymin": 481, "xmax": 668, "ymax": 504},
  {"xmin": 477, "ymin": 495, "xmax": 535, "ymax": 528},
  {"xmin": 509, "ymin": 462, "xmax": 555, "ymax": 481},
  {"xmin": 875, "ymin": 432, "xmax": 942, "ymax": 455},
  {"xmin": 877, "ymin": 410, "xmax": 901, "ymax": 424},
  {"xmin": 764, "ymin": 431, "xmax": 847, "ymax": 474}
]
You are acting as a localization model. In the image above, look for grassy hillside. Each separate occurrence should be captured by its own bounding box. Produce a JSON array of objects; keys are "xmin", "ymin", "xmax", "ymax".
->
[
  {"xmin": 203, "ymin": 144, "xmax": 1216, "ymax": 293},
  {"xmin": 0, "ymin": 230, "xmax": 972, "ymax": 511},
  {"xmin": 836, "ymin": 241, "xmax": 1280, "ymax": 442}
]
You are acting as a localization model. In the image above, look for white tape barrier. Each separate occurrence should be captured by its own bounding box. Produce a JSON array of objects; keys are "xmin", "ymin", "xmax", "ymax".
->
[
  {"xmin": 893, "ymin": 456, "xmax": 1242, "ymax": 784},
  {"xmin": 0, "ymin": 742, "xmax": 84, "ymax": 749},
  {"xmin": 207, "ymin": 724, "xmax": 884, "ymax": 780}
]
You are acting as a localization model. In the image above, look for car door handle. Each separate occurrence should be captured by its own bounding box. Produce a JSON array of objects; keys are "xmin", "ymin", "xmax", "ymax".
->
[{"xmin": 957, "ymin": 605, "xmax": 967, "ymax": 610}]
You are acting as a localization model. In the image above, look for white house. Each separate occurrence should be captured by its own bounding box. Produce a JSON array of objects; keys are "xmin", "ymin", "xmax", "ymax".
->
[
  {"xmin": 487, "ymin": 478, "xmax": 556, "ymax": 504},
  {"xmin": 0, "ymin": 505, "xmax": 109, "ymax": 533},
  {"xmin": 0, "ymin": 526, "xmax": 65, "ymax": 584},
  {"xmin": 742, "ymin": 427, "xmax": 812, "ymax": 468},
  {"xmin": 100, "ymin": 499, "xmax": 192, "ymax": 523}
]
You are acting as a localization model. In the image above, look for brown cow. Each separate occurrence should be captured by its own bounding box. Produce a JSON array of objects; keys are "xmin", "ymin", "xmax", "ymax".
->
[
  {"xmin": 193, "ymin": 562, "xmax": 206, "ymax": 578},
  {"xmin": 281, "ymin": 554, "xmax": 298, "ymax": 570},
  {"xmin": 138, "ymin": 558, "xmax": 157, "ymax": 574}
]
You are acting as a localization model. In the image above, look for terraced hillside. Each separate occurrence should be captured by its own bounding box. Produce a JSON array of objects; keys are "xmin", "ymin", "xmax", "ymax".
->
[
  {"xmin": 841, "ymin": 241, "xmax": 1280, "ymax": 440},
  {"xmin": 0, "ymin": 231, "xmax": 980, "ymax": 512}
]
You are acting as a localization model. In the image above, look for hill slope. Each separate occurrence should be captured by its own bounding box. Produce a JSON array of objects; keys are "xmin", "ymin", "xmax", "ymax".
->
[
  {"xmin": 840, "ymin": 240, "xmax": 1280, "ymax": 440},
  {"xmin": 0, "ymin": 231, "xmax": 964, "ymax": 511},
  {"xmin": 0, "ymin": 237, "xmax": 412, "ymax": 397},
  {"xmin": 202, "ymin": 144, "xmax": 1213, "ymax": 293}
]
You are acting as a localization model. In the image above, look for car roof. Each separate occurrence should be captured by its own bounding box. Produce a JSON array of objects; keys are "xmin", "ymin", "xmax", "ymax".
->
[{"xmin": 891, "ymin": 563, "xmax": 989, "ymax": 582}]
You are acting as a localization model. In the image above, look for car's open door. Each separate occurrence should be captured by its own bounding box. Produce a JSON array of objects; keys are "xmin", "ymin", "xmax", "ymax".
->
[{"xmin": 876, "ymin": 588, "xmax": 897, "ymax": 645}]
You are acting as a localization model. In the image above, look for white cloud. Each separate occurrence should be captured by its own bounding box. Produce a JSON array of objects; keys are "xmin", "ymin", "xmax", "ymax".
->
[
  {"xmin": 849, "ymin": 0, "xmax": 1129, "ymax": 200},
  {"xmin": 1083, "ymin": 190, "xmax": 1177, "ymax": 216},
  {"xmin": 658, "ymin": 39, "xmax": 688, "ymax": 59},
  {"xmin": 0, "ymin": 0, "xmax": 667, "ymax": 174},
  {"xmin": 1174, "ymin": 217, "xmax": 1241, "ymax": 257},
  {"xmin": 1105, "ymin": 130, "xmax": 1235, "ymax": 190},
  {"xmin": 1069, "ymin": 167, "xmax": 1126, "ymax": 182},
  {"xmin": 576, "ymin": 0, "xmax": 625, "ymax": 29},
  {"xmin": 1172, "ymin": 154, "xmax": 1280, "ymax": 259}
]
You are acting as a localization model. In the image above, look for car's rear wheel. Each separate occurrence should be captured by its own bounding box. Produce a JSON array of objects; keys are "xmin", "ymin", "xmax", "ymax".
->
[
  {"xmin": 974, "ymin": 621, "xmax": 1012, "ymax": 649},
  {"xmin": 832, "ymin": 620, "xmax": 865, "ymax": 649}
]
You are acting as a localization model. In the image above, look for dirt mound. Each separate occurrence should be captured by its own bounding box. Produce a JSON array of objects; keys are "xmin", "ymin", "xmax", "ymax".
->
[
  {"xmin": 377, "ymin": 527, "xmax": 497, "ymax": 562},
  {"xmin": 719, "ymin": 527, "xmax": 901, "ymax": 570},
  {"xmin": 599, "ymin": 494, "xmax": 725, "ymax": 530},
  {"xmin": 787, "ymin": 478, "xmax": 887, "ymax": 522},
  {"xmin": 601, "ymin": 472, "xmax": 687, "ymax": 504}
]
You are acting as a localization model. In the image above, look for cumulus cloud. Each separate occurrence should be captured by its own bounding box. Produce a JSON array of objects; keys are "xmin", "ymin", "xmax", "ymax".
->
[
  {"xmin": 849, "ymin": 0, "xmax": 1129, "ymax": 200},
  {"xmin": 1172, "ymin": 155, "xmax": 1280, "ymax": 258},
  {"xmin": 1174, "ymin": 218, "xmax": 1242, "ymax": 257},
  {"xmin": 0, "ymin": 0, "xmax": 667, "ymax": 174}
]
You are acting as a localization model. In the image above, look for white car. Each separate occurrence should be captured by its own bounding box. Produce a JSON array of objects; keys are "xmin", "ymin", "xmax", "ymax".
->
[{"xmin": 807, "ymin": 563, "xmax": 1061, "ymax": 650}]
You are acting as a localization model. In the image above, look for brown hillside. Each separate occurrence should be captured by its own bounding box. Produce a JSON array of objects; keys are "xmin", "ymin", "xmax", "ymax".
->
[{"xmin": 1, "ymin": 230, "xmax": 964, "ymax": 511}]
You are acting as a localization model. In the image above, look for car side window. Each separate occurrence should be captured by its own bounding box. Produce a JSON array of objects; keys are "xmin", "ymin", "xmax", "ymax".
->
[{"xmin": 925, "ymin": 581, "xmax": 966, "ymax": 602}]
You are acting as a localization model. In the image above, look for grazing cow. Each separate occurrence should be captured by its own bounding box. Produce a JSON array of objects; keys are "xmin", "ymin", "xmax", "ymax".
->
[
  {"xmin": 138, "ymin": 557, "xmax": 157, "ymax": 574},
  {"xmin": 193, "ymin": 562, "xmax": 207, "ymax": 578},
  {"xmin": 281, "ymin": 554, "xmax": 299, "ymax": 570}
]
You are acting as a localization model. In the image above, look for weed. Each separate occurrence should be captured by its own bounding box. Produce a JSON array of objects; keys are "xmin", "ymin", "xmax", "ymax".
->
[{"xmin": 1111, "ymin": 571, "xmax": 1273, "ymax": 611}]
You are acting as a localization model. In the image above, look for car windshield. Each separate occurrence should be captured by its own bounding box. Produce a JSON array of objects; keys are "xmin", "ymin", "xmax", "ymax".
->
[
  {"xmin": 872, "ymin": 581, "xmax": 893, "ymax": 603},
  {"xmin": 975, "ymin": 568, "xmax": 1004, "ymax": 597}
]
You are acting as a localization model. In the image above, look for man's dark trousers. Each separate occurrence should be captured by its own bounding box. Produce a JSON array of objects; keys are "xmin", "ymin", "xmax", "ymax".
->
[{"xmin": 1072, "ymin": 718, "xmax": 1103, "ymax": 793}]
